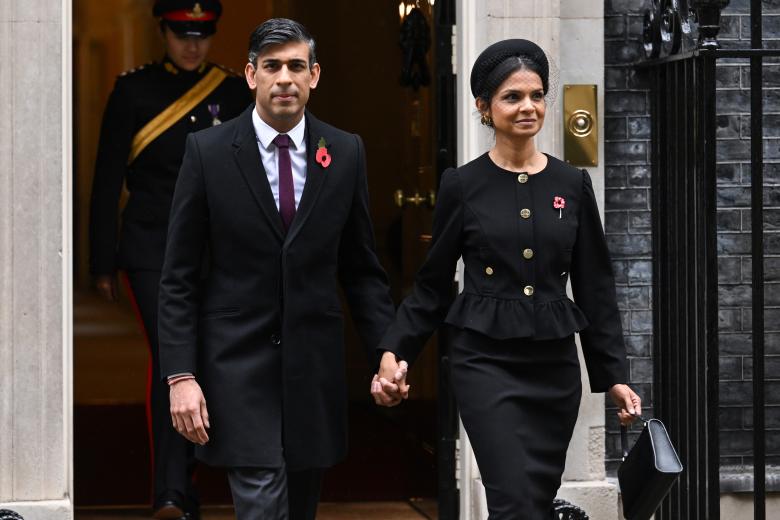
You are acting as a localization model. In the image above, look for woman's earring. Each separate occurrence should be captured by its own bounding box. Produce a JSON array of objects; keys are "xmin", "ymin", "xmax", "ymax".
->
[{"xmin": 480, "ymin": 113, "xmax": 493, "ymax": 127}]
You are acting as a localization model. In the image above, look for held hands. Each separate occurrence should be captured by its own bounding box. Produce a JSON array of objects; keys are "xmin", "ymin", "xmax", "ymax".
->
[
  {"xmin": 169, "ymin": 379, "xmax": 210, "ymax": 445},
  {"xmin": 370, "ymin": 351, "xmax": 410, "ymax": 407},
  {"xmin": 608, "ymin": 384, "xmax": 642, "ymax": 426}
]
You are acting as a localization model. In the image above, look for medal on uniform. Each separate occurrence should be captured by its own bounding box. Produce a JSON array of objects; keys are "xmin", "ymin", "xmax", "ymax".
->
[{"xmin": 208, "ymin": 104, "xmax": 221, "ymax": 126}]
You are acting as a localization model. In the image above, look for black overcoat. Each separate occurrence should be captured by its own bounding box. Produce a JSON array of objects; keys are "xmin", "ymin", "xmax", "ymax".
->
[
  {"xmin": 158, "ymin": 106, "xmax": 395, "ymax": 470},
  {"xmin": 380, "ymin": 153, "xmax": 628, "ymax": 392}
]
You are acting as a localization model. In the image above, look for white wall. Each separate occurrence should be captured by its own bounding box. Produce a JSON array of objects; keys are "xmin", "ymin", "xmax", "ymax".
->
[{"xmin": 0, "ymin": 1, "xmax": 73, "ymax": 518}]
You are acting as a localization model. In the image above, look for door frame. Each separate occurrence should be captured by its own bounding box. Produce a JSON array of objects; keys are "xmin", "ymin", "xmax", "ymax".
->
[{"xmin": 434, "ymin": 1, "xmax": 459, "ymax": 518}]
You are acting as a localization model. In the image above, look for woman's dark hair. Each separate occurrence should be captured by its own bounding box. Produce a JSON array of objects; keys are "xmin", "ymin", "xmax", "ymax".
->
[
  {"xmin": 476, "ymin": 54, "xmax": 547, "ymax": 108},
  {"xmin": 248, "ymin": 18, "xmax": 317, "ymax": 68}
]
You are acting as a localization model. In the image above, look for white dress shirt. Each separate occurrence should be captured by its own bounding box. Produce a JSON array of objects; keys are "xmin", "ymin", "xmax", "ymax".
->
[{"xmin": 252, "ymin": 108, "xmax": 307, "ymax": 210}]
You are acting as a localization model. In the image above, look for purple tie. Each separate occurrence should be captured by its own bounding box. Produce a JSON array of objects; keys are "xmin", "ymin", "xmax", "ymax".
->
[{"xmin": 273, "ymin": 134, "xmax": 295, "ymax": 231}]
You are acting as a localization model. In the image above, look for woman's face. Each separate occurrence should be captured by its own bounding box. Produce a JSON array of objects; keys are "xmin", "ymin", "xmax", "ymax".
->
[{"xmin": 483, "ymin": 68, "xmax": 546, "ymax": 140}]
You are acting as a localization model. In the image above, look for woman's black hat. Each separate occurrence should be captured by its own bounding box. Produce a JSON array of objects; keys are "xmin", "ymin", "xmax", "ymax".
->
[{"xmin": 470, "ymin": 39, "xmax": 549, "ymax": 98}]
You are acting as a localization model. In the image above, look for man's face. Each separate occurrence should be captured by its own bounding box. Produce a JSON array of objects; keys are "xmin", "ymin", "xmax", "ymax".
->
[
  {"xmin": 163, "ymin": 26, "xmax": 212, "ymax": 71},
  {"xmin": 245, "ymin": 41, "xmax": 320, "ymax": 131}
]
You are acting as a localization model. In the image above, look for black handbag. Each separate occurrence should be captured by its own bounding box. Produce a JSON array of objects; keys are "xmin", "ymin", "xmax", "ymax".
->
[{"xmin": 618, "ymin": 417, "xmax": 683, "ymax": 520}]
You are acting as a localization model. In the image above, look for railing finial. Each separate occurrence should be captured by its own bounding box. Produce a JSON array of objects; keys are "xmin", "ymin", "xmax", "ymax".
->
[
  {"xmin": 642, "ymin": 0, "xmax": 731, "ymax": 59},
  {"xmin": 692, "ymin": 0, "xmax": 731, "ymax": 50}
]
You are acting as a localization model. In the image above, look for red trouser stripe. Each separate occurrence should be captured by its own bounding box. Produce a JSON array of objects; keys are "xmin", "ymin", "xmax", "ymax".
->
[{"xmin": 120, "ymin": 272, "xmax": 155, "ymax": 501}]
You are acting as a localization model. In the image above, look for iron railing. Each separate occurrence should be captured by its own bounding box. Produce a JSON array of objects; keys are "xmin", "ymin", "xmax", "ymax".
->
[{"xmin": 640, "ymin": 0, "xmax": 780, "ymax": 518}]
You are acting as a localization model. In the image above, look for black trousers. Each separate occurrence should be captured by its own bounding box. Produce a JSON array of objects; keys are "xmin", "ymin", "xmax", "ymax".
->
[
  {"xmin": 124, "ymin": 270, "xmax": 197, "ymax": 510},
  {"xmin": 449, "ymin": 327, "xmax": 582, "ymax": 520},
  {"xmin": 227, "ymin": 465, "xmax": 323, "ymax": 520}
]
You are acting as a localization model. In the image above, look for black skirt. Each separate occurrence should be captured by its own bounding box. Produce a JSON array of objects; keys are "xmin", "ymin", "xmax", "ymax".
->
[{"xmin": 448, "ymin": 326, "xmax": 582, "ymax": 520}]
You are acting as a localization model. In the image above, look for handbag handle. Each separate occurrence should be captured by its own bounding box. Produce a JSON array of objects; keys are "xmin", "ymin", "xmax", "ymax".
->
[{"xmin": 620, "ymin": 415, "xmax": 648, "ymax": 460}]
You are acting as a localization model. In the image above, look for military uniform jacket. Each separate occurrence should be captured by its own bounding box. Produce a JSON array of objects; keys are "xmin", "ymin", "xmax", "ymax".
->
[
  {"xmin": 158, "ymin": 107, "xmax": 395, "ymax": 469},
  {"xmin": 89, "ymin": 57, "xmax": 251, "ymax": 275},
  {"xmin": 380, "ymin": 153, "xmax": 628, "ymax": 392}
]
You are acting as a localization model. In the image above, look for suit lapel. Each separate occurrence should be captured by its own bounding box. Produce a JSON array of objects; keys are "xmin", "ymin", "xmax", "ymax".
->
[
  {"xmin": 284, "ymin": 112, "xmax": 328, "ymax": 246},
  {"xmin": 232, "ymin": 106, "xmax": 285, "ymax": 241}
]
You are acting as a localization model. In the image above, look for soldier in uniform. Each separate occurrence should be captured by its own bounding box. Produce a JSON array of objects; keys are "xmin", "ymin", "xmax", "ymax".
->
[{"xmin": 88, "ymin": 1, "xmax": 250, "ymax": 518}]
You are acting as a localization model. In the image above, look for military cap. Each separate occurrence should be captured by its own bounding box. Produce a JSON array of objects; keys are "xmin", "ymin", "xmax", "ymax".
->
[
  {"xmin": 470, "ymin": 39, "xmax": 549, "ymax": 98},
  {"xmin": 153, "ymin": 1, "xmax": 222, "ymax": 37}
]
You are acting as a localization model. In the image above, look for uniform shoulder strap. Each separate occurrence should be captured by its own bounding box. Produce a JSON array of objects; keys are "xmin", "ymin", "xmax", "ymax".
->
[{"xmin": 127, "ymin": 66, "xmax": 228, "ymax": 164}]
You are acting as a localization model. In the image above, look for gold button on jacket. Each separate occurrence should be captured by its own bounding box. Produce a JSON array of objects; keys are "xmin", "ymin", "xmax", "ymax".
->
[
  {"xmin": 517, "ymin": 173, "xmax": 529, "ymax": 183},
  {"xmin": 485, "ymin": 266, "xmax": 494, "ymax": 275},
  {"xmin": 523, "ymin": 248, "xmax": 534, "ymax": 259},
  {"xmin": 520, "ymin": 208, "xmax": 532, "ymax": 219},
  {"xmin": 523, "ymin": 285, "xmax": 535, "ymax": 296}
]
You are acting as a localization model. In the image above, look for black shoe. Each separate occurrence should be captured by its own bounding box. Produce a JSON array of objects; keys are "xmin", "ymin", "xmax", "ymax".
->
[
  {"xmin": 153, "ymin": 491, "xmax": 186, "ymax": 519},
  {"xmin": 153, "ymin": 501, "xmax": 185, "ymax": 519}
]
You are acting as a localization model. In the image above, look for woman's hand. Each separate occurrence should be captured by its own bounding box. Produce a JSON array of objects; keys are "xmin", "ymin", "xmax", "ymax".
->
[
  {"xmin": 608, "ymin": 384, "xmax": 642, "ymax": 426},
  {"xmin": 370, "ymin": 351, "xmax": 410, "ymax": 407}
]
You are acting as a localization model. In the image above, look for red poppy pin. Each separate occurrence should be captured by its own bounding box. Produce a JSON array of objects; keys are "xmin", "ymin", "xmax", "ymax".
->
[
  {"xmin": 316, "ymin": 137, "xmax": 332, "ymax": 168},
  {"xmin": 553, "ymin": 196, "xmax": 566, "ymax": 219}
]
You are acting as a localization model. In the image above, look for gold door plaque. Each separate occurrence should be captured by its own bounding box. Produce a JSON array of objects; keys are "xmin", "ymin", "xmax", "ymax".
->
[{"xmin": 563, "ymin": 84, "xmax": 598, "ymax": 167}]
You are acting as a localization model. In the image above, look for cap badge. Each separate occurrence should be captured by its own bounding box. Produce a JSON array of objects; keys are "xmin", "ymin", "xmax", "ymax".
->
[{"xmin": 187, "ymin": 3, "xmax": 205, "ymax": 19}]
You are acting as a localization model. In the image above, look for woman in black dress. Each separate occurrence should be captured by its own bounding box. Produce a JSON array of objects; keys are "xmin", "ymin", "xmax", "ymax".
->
[{"xmin": 371, "ymin": 39, "xmax": 642, "ymax": 519}]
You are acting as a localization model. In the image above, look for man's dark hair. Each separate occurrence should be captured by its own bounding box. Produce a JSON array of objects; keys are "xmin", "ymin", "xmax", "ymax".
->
[{"xmin": 248, "ymin": 18, "xmax": 317, "ymax": 68}]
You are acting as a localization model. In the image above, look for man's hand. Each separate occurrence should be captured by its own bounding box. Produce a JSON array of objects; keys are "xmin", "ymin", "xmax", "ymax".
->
[
  {"xmin": 95, "ymin": 274, "xmax": 118, "ymax": 302},
  {"xmin": 170, "ymin": 379, "xmax": 210, "ymax": 445},
  {"xmin": 370, "ymin": 351, "xmax": 410, "ymax": 407},
  {"xmin": 608, "ymin": 384, "xmax": 642, "ymax": 426}
]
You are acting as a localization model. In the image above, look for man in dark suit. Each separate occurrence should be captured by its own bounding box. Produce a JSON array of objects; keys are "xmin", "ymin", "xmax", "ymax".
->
[
  {"xmin": 88, "ymin": 1, "xmax": 249, "ymax": 518},
  {"xmin": 158, "ymin": 18, "xmax": 404, "ymax": 519}
]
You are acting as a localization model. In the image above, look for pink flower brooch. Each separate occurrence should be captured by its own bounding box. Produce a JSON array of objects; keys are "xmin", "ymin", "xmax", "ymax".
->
[
  {"xmin": 315, "ymin": 137, "xmax": 332, "ymax": 168},
  {"xmin": 553, "ymin": 196, "xmax": 566, "ymax": 219}
]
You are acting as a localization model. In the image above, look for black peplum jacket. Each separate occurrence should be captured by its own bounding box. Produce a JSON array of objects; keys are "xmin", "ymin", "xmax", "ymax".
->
[{"xmin": 380, "ymin": 152, "xmax": 628, "ymax": 392}]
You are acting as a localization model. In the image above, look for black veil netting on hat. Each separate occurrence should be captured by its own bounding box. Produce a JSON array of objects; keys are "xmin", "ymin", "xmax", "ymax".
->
[{"xmin": 470, "ymin": 39, "xmax": 560, "ymax": 109}]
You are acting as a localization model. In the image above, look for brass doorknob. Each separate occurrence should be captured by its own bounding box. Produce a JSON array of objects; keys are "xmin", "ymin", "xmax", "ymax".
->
[{"xmin": 394, "ymin": 189, "xmax": 436, "ymax": 208}]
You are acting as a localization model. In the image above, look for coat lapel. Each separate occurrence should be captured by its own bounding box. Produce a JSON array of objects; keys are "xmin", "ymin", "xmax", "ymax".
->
[
  {"xmin": 232, "ymin": 106, "xmax": 285, "ymax": 241},
  {"xmin": 284, "ymin": 111, "xmax": 328, "ymax": 246}
]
